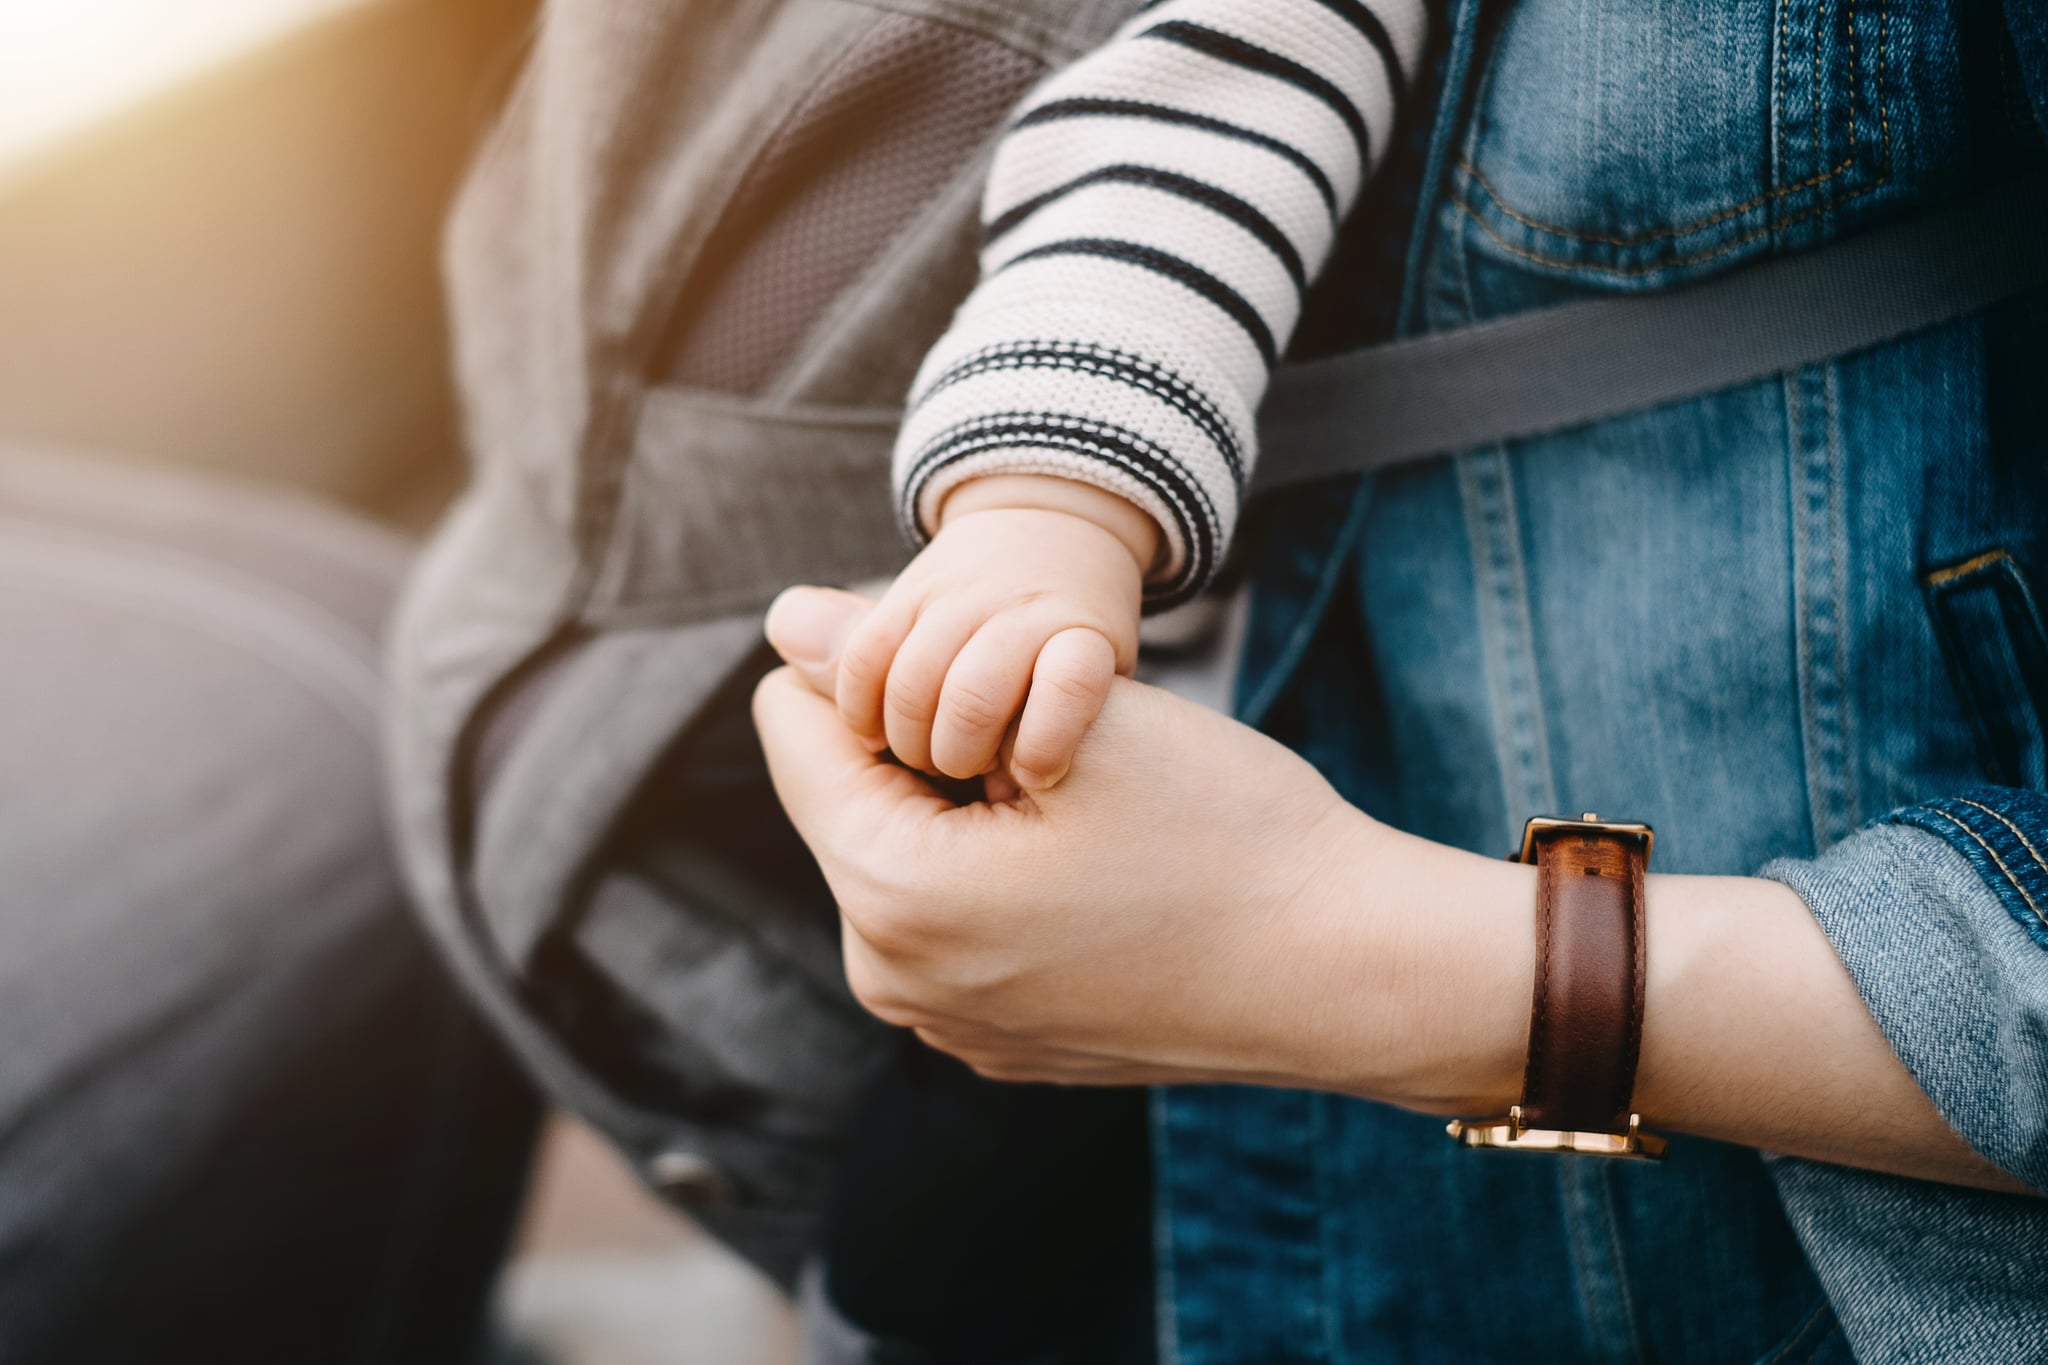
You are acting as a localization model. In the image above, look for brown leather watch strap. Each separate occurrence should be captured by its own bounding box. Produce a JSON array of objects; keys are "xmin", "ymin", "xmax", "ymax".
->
[{"xmin": 1520, "ymin": 824, "xmax": 1648, "ymax": 1133}]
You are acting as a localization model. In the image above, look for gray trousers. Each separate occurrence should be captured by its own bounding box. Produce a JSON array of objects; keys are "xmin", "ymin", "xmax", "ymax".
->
[{"xmin": 0, "ymin": 451, "xmax": 537, "ymax": 1364}]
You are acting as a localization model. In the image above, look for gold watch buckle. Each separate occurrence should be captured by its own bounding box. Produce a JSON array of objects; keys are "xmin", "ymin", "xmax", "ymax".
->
[
  {"xmin": 1512, "ymin": 812, "xmax": 1654, "ymax": 865},
  {"xmin": 1446, "ymin": 1106, "xmax": 1668, "ymax": 1161}
]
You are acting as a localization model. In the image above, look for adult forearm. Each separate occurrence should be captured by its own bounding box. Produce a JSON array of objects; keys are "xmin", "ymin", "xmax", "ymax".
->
[
  {"xmin": 1636, "ymin": 869, "xmax": 2024, "ymax": 1192},
  {"xmin": 1301, "ymin": 816, "xmax": 2030, "ymax": 1195}
]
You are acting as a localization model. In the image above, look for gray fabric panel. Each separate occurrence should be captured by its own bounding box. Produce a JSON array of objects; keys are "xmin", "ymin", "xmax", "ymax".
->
[
  {"xmin": 590, "ymin": 393, "xmax": 908, "ymax": 624},
  {"xmin": 666, "ymin": 11, "xmax": 1042, "ymax": 393},
  {"xmin": 1256, "ymin": 176, "xmax": 2048, "ymax": 489},
  {"xmin": 468, "ymin": 610, "xmax": 889, "ymax": 1219},
  {"xmin": 391, "ymin": 482, "xmax": 876, "ymax": 1284},
  {"xmin": 385, "ymin": 484, "xmax": 751, "ymax": 1259},
  {"xmin": 473, "ymin": 615, "xmax": 765, "ymax": 967}
]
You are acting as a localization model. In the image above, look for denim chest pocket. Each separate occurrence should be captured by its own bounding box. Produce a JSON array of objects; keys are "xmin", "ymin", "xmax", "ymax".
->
[
  {"xmin": 1451, "ymin": 0, "xmax": 1897, "ymax": 287},
  {"xmin": 1925, "ymin": 549, "xmax": 2048, "ymax": 790}
]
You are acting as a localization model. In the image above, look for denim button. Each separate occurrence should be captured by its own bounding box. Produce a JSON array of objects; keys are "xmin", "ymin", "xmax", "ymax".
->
[{"xmin": 647, "ymin": 1150, "xmax": 735, "ymax": 1209}]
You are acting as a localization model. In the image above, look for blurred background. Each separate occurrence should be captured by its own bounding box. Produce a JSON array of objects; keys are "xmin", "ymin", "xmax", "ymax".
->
[
  {"xmin": 1, "ymin": 0, "xmax": 514, "ymax": 525},
  {"xmin": 0, "ymin": 2, "xmax": 794, "ymax": 1359}
]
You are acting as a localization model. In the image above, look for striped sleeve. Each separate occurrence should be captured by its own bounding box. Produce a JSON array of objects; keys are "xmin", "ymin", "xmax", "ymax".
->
[{"xmin": 892, "ymin": 0, "xmax": 1430, "ymax": 606}]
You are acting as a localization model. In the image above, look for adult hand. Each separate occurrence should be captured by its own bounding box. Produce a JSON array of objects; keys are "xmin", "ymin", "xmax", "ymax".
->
[
  {"xmin": 757, "ymin": 587, "xmax": 2027, "ymax": 1193},
  {"xmin": 755, "ymin": 585, "xmax": 1527, "ymax": 1108}
]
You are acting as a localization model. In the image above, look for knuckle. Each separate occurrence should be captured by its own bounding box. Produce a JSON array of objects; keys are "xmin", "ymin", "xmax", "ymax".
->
[
  {"xmin": 930, "ymin": 749, "xmax": 988, "ymax": 781},
  {"xmin": 839, "ymin": 611, "xmax": 906, "ymax": 684},
  {"xmin": 836, "ymin": 650, "xmax": 892, "ymax": 729},
  {"xmin": 838, "ymin": 621, "xmax": 887, "ymax": 678},
  {"xmin": 939, "ymin": 680, "xmax": 1010, "ymax": 734},
  {"xmin": 838, "ymin": 638, "xmax": 876, "ymax": 679},
  {"xmin": 1011, "ymin": 739, "xmax": 1067, "ymax": 777},
  {"xmin": 838, "ymin": 659, "xmax": 888, "ymax": 714},
  {"xmin": 1043, "ymin": 663, "xmax": 1108, "ymax": 708},
  {"xmin": 883, "ymin": 672, "xmax": 939, "ymax": 725}
]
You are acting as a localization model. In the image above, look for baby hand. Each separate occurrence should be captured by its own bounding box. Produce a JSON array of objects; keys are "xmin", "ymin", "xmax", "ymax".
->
[{"xmin": 837, "ymin": 477, "xmax": 1155, "ymax": 790}]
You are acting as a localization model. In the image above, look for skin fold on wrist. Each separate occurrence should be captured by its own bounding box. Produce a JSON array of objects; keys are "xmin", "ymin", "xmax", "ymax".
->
[{"xmin": 936, "ymin": 473, "xmax": 1163, "ymax": 579}]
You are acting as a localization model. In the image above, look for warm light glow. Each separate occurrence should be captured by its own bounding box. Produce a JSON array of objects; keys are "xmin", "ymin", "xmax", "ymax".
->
[{"xmin": 0, "ymin": 0, "xmax": 377, "ymax": 176}]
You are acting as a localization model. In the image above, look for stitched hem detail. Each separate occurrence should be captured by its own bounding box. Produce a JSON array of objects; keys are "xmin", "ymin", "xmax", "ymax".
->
[{"xmin": 1885, "ymin": 787, "xmax": 2048, "ymax": 949}]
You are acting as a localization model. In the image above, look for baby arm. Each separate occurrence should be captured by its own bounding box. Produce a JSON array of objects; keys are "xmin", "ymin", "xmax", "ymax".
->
[{"xmin": 845, "ymin": 0, "xmax": 1428, "ymax": 786}]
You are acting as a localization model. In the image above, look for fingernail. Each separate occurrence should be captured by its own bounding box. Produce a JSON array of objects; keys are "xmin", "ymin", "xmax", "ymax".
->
[
  {"xmin": 765, "ymin": 587, "xmax": 852, "ymax": 666},
  {"xmin": 1011, "ymin": 764, "xmax": 1055, "ymax": 791}
]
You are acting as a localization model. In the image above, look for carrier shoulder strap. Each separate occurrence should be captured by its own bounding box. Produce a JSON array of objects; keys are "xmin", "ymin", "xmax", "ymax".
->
[{"xmin": 1254, "ymin": 174, "xmax": 2048, "ymax": 492}]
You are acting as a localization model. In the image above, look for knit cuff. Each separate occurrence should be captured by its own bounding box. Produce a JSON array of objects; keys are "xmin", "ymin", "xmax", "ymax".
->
[{"xmin": 893, "ymin": 335, "xmax": 1251, "ymax": 608}]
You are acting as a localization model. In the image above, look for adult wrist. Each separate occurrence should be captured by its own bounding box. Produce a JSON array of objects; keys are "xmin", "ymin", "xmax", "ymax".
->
[{"xmin": 1276, "ymin": 817, "xmax": 1534, "ymax": 1115}]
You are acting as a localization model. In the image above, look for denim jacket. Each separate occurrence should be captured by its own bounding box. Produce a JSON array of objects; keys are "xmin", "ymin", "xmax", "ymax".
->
[{"xmin": 1154, "ymin": 0, "xmax": 2048, "ymax": 1361}]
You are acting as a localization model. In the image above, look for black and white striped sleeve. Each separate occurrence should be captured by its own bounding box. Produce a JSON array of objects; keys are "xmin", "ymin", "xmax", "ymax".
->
[{"xmin": 892, "ymin": 0, "xmax": 1429, "ymax": 606}]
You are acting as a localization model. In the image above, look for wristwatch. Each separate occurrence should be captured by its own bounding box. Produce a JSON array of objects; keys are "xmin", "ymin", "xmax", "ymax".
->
[{"xmin": 1447, "ymin": 813, "xmax": 1667, "ymax": 1160}]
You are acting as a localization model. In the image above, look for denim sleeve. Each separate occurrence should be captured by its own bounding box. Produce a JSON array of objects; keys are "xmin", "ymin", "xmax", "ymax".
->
[{"xmin": 1756, "ymin": 787, "xmax": 2048, "ymax": 1360}]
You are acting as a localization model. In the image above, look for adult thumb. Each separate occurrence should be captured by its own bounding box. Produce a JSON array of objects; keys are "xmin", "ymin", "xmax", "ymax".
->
[
  {"xmin": 751, "ymin": 666, "xmax": 948, "ymax": 849},
  {"xmin": 763, "ymin": 585, "xmax": 872, "ymax": 697}
]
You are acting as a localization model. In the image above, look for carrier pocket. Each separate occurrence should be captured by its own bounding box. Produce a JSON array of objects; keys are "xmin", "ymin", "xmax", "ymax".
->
[
  {"xmin": 1924, "ymin": 548, "xmax": 2048, "ymax": 790},
  {"xmin": 585, "ymin": 385, "xmax": 909, "ymax": 625}
]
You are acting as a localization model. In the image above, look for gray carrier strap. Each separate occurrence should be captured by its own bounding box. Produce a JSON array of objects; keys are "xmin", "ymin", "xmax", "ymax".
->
[{"xmin": 1254, "ymin": 175, "xmax": 2048, "ymax": 492}]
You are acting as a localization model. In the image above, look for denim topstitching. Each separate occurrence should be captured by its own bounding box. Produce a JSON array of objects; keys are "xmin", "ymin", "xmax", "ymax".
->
[
  {"xmin": 1885, "ymin": 789, "xmax": 2048, "ymax": 949},
  {"xmin": 1956, "ymin": 797, "xmax": 2048, "ymax": 885},
  {"xmin": 1448, "ymin": 0, "xmax": 1892, "ymax": 274},
  {"xmin": 1788, "ymin": 362, "xmax": 1863, "ymax": 852},
  {"xmin": 1928, "ymin": 808, "xmax": 2044, "ymax": 918}
]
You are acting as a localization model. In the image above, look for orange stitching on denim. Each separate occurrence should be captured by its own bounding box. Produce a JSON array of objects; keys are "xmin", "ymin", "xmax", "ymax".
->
[
  {"xmin": 1812, "ymin": 0, "xmax": 1825, "ymax": 170},
  {"xmin": 1841, "ymin": 0, "xmax": 1860, "ymax": 153},
  {"xmin": 1454, "ymin": 183, "xmax": 1801, "ymax": 274},
  {"xmin": 1455, "ymin": 69, "xmax": 1893, "ymax": 275},
  {"xmin": 1957, "ymin": 799, "xmax": 2048, "ymax": 884},
  {"xmin": 1775, "ymin": 0, "xmax": 1789, "ymax": 229},
  {"xmin": 1876, "ymin": 0, "xmax": 1893, "ymax": 177},
  {"xmin": 1463, "ymin": 154, "xmax": 1893, "ymax": 275},
  {"xmin": 1928, "ymin": 808, "xmax": 2048, "ymax": 929},
  {"xmin": 1457, "ymin": 0, "xmax": 1892, "ymax": 252},
  {"xmin": 1454, "ymin": 155, "xmax": 1858, "ymax": 247},
  {"xmin": 1923, "ymin": 547, "xmax": 2014, "ymax": 587}
]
